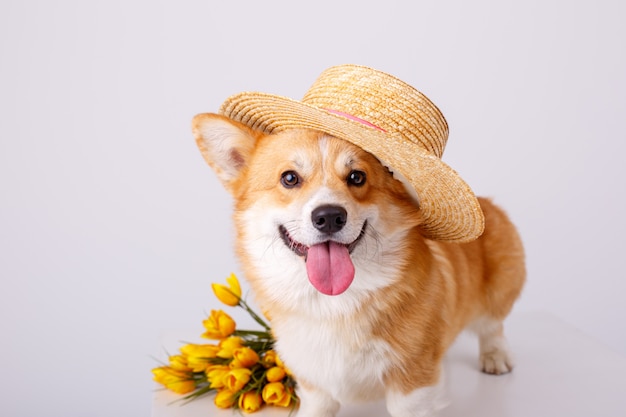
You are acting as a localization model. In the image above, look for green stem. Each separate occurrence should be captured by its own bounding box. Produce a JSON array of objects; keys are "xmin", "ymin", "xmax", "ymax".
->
[
  {"xmin": 180, "ymin": 383, "xmax": 216, "ymax": 403},
  {"xmin": 233, "ymin": 329, "xmax": 271, "ymax": 338},
  {"xmin": 222, "ymin": 287, "xmax": 272, "ymax": 331},
  {"xmin": 238, "ymin": 298, "xmax": 271, "ymax": 331}
]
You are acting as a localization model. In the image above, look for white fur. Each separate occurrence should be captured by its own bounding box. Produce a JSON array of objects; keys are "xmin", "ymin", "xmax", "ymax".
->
[
  {"xmin": 469, "ymin": 317, "xmax": 514, "ymax": 374},
  {"xmin": 296, "ymin": 388, "xmax": 340, "ymax": 417},
  {"xmin": 195, "ymin": 118, "xmax": 252, "ymax": 183},
  {"xmin": 386, "ymin": 374, "xmax": 449, "ymax": 417},
  {"xmin": 278, "ymin": 312, "xmax": 394, "ymax": 403}
]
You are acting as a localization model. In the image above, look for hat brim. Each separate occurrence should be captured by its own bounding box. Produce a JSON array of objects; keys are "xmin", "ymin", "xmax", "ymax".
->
[{"xmin": 220, "ymin": 92, "xmax": 485, "ymax": 242}]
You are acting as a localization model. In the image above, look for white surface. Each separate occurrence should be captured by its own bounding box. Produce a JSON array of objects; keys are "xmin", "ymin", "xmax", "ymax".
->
[
  {"xmin": 2, "ymin": 1, "xmax": 626, "ymax": 416},
  {"xmin": 152, "ymin": 312, "xmax": 626, "ymax": 417}
]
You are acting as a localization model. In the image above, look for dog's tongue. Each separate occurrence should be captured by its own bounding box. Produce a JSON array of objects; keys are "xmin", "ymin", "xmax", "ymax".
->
[{"xmin": 306, "ymin": 241, "xmax": 354, "ymax": 296}]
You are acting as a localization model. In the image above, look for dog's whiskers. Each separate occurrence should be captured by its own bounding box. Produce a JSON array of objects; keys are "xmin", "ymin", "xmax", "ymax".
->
[
  {"xmin": 353, "ymin": 223, "xmax": 383, "ymax": 264},
  {"xmin": 263, "ymin": 220, "xmax": 301, "ymax": 260}
]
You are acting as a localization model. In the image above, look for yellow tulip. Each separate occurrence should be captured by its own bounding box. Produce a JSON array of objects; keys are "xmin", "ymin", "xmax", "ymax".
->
[
  {"xmin": 217, "ymin": 336, "xmax": 243, "ymax": 359},
  {"xmin": 152, "ymin": 366, "xmax": 172, "ymax": 386},
  {"xmin": 212, "ymin": 273, "xmax": 242, "ymax": 306},
  {"xmin": 238, "ymin": 391, "xmax": 263, "ymax": 413},
  {"xmin": 265, "ymin": 366, "xmax": 286, "ymax": 382},
  {"xmin": 180, "ymin": 343, "xmax": 220, "ymax": 372},
  {"xmin": 180, "ymin": 343, "xmax": 220, "ymax": 358},
  {"xmin": 206, "ymin": 365, "xmax": 230, "ymax": 389},
  {"xmin": 168, "ymin": 354, "xmax": 191, "ymax": 372},
  {"xmin": 263, "ymin": 350, "xmax": 277, "ymax": 367},
  {"xmin": 231, "ymin": 347, "xmax": 260, "ymax": 368},
  {"xmin": 202, "ymin": 309, "xmax": 236, "ymax": 340},
  {"xmin": 214, "ymin": 389, "xmax": 236, "ymax": 409},
  {"xmin": 224, "ymin": 368, "xmax": 252, "ymax": 392},
  {"xmin": 152, "ymin": 366, "xmax": 196, "ymax": 395},
  {"xmin": 262, "ymin": 382, "xmax": 291, "ymax": 407},
  {"xmin": 274, "ymin": 387, "xmax": 293, "ymax": 408}
]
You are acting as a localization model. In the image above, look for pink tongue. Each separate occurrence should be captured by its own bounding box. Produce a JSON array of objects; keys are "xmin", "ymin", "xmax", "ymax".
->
[{"xmin": 305, "ymin": 241, "xmax": 355, "ymax": 296}]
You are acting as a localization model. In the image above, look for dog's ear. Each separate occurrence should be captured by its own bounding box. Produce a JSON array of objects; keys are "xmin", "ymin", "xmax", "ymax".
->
[{"xmin": 192, "ymin": 113, "xmax": 259, "ymax": 191}]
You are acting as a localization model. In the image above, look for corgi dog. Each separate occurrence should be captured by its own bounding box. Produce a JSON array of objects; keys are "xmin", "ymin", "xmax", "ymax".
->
[{"xmin": 193, "ymin": 113, "xmax": 525, "ymax": 417}]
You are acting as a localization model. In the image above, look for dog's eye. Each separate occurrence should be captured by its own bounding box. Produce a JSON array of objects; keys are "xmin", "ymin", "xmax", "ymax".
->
[
  {"xmin": 281, "ymin": 171, "xmax": 301, "ymax": 188},
  {"xmin": 347, "ymin": 170, "xmax": 366, "ymax": 187}
]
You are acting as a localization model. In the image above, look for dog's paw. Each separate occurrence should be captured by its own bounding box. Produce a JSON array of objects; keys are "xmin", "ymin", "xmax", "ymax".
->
[
  {"xmin": 386, "ymin": 377, "xmax": 449, "ymax": 417},
  {"xmin": 296, "ymin": 387, "xmax": 340, "ymax": 417},
  {"xmin": 480, "ymin": 347, "xmax": 514, "ymax": 375},
  {"xmin": 473, "ymin": 318, "xmax": 515, "ymax": 375}
]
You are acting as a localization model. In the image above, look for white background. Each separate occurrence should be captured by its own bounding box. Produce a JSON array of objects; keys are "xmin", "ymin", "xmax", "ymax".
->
[{"xmin": 1, "ymin": 1, "xmax": 624, "ymax": 416}]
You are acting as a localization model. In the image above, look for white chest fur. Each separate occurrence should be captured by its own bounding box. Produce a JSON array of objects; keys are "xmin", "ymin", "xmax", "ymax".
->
[{"xmin": 273, "ymin": 311, "xmax": 395, "ymax": 402}]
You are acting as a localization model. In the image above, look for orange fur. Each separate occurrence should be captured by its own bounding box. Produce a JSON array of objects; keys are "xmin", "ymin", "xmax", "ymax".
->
[
  {"xmin": 194, "ymin": 113, "xmax": 526, "ymax": 412},
  {"xmin": 370, "ymin": 198, "xmax": 525, "ymax": 393}
]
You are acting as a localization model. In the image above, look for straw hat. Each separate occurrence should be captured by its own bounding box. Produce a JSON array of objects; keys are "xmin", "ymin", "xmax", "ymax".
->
[{"xmin": 219, "ymin": 64, "xmax": 484, "ymax": 242}]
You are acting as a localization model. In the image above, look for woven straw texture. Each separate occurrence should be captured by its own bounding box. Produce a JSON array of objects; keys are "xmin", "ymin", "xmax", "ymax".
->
[{"xmin": 219, "ymin": 64, "xmax": 484, "ymax": 242}]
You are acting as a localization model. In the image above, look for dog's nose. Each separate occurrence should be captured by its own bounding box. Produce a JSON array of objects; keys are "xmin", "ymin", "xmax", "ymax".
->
[{"xmin": 311, "ymin": 205, "xmax": 347, "ymax": 234}]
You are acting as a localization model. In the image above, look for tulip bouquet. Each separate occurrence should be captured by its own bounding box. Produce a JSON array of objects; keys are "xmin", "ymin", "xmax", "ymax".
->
[{"xmin": 152, "ymin": 273, "xmax": 298, "ymax": 413}]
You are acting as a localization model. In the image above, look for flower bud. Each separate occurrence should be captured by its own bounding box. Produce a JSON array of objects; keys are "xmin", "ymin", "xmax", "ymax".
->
[
  {"xmin": 263, "ymin": 350, "xmax": 277, "ymax": 367},
  {"xmin": 152, "ymin": 366, "xmax": 196, "ymax": 395},
  {"xmin": 265, "ymin": 366, "xmax": 286, "ymax": 382},
  {"xmin": 224, "ymin": 368, "xmax": 252, "ymax": 392},
  {"xmin": 262, "ymin": 381, "xmax": 291, "ymax": 407},
  {"xmin": 180, "ymin": 343, "xmax": 220, "ymax": 372},
  {"xmin": 202, "ymin": 310, "xmax": 236, "ymax": 340},
  {"xmin": 168, "ymin": 355, "xmax": 191, "ymax": 372},
  {"xmin": 217, "ymin": 337, "xmax": 243, "ymax": 359},
  {"xmin": 206, "ymin": 365, "xmax": 230, "ymax": 389},
  {"xmin": 232, "ymin": 347, "xmax": 260, "ymax": 368},
  {"xmin": 212, "ymin": 273, "xmax": 242, "ymax": 306},
  {"xmin": 214, "ymin": 389, "xmax": 236, "ymax": 409},
  {"xmin": 238, "ymin": 391, "xmax": 263, "ymax": 413}
]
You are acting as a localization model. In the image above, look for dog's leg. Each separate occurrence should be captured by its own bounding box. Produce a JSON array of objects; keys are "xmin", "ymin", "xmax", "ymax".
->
[
  {"xmin": 296, "ymin": 383, "xmax": 340, "ymax": 417},
  {"xmin": 385, "ymin": 373, "xmax": 448, "ymax": 417},
  {"xmin": 472, "ymin": 317, "xmax": 515, "ymax": 375}
]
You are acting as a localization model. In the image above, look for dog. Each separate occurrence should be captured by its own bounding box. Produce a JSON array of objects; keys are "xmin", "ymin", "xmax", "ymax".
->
[{"xmin": 193, "ymin": 65, "xmax": 525, "ymax": 417}]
